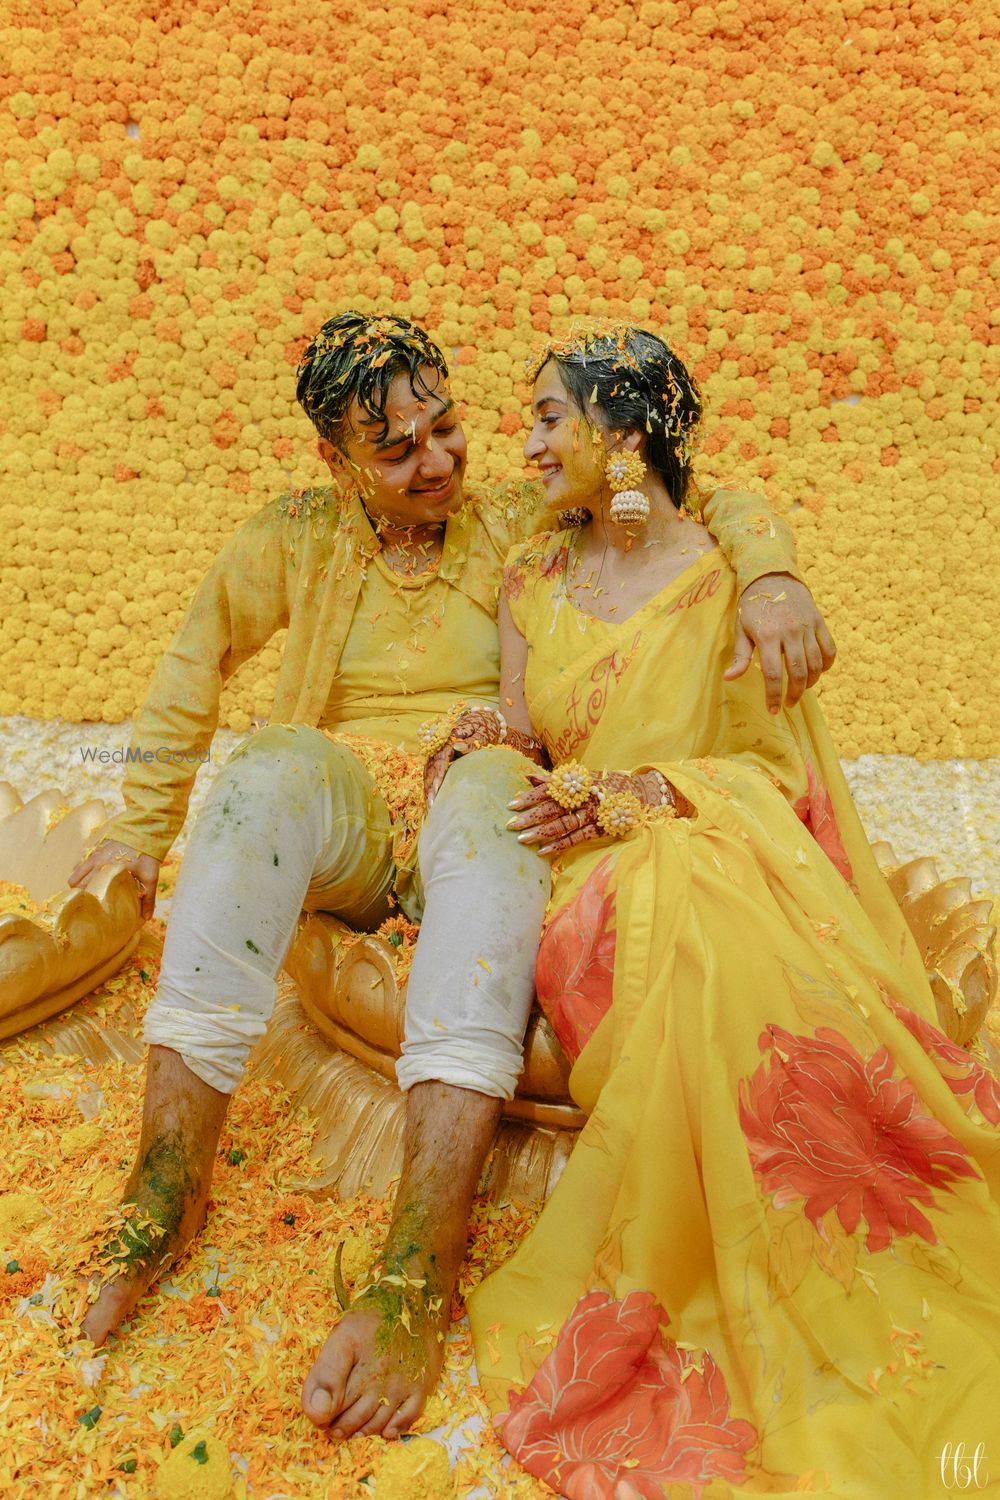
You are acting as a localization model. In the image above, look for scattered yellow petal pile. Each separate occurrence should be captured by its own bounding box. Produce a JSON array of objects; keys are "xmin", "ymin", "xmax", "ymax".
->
[
  {"xmin": 0, "ymin": 0, "xmax": 996, "ymax": 752},
  {"xmin": 0, "ymin": 959, "xmax": 551, "ymax": 1498},
  {"xmin": 0, "ymin": 882, "xmax": 53, "ymax": 923}
]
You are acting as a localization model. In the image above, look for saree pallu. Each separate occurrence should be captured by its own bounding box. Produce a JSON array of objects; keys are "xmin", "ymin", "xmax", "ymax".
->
[{"xmin": 468, "ymin": 535, "xmax": 1000, "ymax": 1500}]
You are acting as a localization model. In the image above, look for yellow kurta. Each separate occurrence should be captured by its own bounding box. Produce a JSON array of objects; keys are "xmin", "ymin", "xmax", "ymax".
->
[
  {"xmin": 318, "ymin": 552, "xmax": 499, "ymax": 752},
  {"xmin": 98, "ymin": 481, "xmax": 802, "ymax": 862},
  {"xmin": 468, "ymin": 531, "xmax": 1000, "ymax": 1500}
]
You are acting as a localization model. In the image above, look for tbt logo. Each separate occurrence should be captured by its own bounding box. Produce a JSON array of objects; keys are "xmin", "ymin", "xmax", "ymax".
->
[{"xmin": 938, "ymin": 1442, "xmax": 989, "ymax": 1490}]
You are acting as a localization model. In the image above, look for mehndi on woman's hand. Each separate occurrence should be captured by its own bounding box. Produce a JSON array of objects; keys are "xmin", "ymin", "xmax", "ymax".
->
[
  {"xmin": 507, "ymin": 763, "xmax": 678, "ymax": 856},
  {"xmin": 422, "ymin": 705, "xmax": 506, "ymax": 805},
  {"xmin": 422, "ymin": 706, "xmax": 547, "ymax": 806}
]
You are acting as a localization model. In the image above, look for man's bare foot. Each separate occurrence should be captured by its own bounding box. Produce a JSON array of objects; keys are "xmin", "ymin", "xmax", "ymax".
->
[
  {"xmin": 80, "ymin": 1131, "xmax": 211, "ymax": 1347},
  {"xmin": 301, "ymin": 1081, "xmax": 503, "ymax": 1441},
  {"xmin": 301, "ymin": 1266, "xmax": 451, "ymax": 1440}
]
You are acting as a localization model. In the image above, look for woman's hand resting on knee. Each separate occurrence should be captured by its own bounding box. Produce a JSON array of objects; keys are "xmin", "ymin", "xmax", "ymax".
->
[
  {"xmin": 507, "ymin": 767, "xmax": 685, "ymax": 856},
  {"xmin": 68, "ymin": 840, "xmax": 161, "ymax": 921},
  {"xmin": 423, "ymin": 707, "xmax": 547, "ymax": 806},
  {"xmin": 423, "ymin": 707, "xmax": 507, "ymax": 805}
]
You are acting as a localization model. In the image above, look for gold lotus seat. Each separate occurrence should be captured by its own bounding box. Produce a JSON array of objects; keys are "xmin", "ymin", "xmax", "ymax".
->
[
  {"xmin": 0, "ymin": 783, "xmax": 142, "ymax": 1041},
  {"xmin": 870, "ymin": 842, "xmax": 997, "ymax": 1048},
  {"xmin": 249, "ymin": 912, "xmax": 586, "ymax": 1203}
]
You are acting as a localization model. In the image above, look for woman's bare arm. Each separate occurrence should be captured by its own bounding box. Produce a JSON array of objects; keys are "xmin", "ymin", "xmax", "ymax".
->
[{"xmin": 498, "ymin": 588, "xmax": 534, "ymax": 735}]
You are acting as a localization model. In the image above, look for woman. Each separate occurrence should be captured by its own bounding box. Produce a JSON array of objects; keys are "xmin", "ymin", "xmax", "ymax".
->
[{"xmin": 464, "ymin": 325, "xmax": 1000, "ymax": 1498}]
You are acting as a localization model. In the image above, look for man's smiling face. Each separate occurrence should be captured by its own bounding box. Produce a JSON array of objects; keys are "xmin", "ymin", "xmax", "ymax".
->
[{"xmin": 319, "ymin": 365, "xmax": 468, "ymax": 529}]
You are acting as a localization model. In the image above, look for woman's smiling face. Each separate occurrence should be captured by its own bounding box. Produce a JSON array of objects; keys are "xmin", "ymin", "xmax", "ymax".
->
[{"xmin": 523, "ymin": 358, "xmax": 607, "ymax": 509}]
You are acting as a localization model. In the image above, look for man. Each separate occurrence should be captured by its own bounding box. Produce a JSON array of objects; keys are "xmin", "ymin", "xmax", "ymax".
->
[{"xmin": 69, "ymin": 311, "xmax": 835, "ymax": 1439}]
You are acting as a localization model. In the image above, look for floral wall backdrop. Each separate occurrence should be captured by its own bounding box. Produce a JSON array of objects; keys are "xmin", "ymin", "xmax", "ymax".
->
[{"xmin": 0, "ymin": 0, "xmax": 996, "ymax": 756}]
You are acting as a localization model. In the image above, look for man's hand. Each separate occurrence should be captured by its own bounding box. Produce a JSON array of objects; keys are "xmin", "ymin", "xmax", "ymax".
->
[
  {"xmin": 68, "ymin": 840, "xmax": 161, "ymax": 921},
  {"xmin": 725, "ymin": 573, "xmax": 837, "ymax": 713}
]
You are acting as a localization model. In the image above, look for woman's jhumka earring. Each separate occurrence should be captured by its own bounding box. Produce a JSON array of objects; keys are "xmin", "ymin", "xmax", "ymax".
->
[{"xmin": 605, "ymin": 450, "xmax": 649, "ymax": 526}]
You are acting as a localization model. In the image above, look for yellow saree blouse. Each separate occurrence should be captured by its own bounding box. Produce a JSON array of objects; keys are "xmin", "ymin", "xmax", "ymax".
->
[{"xmin": 468, "ymin": 532, "xmax": 1000, "ymax": 1499}]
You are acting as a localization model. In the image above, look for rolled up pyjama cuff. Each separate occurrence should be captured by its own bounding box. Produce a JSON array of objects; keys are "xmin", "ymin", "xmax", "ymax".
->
[
  {"xmin": 396, "ymin": 747, "xmax": 551, "ymax": 1101},
  {"xmin": 143, "ymin": 724, "xmax": 396, "ymax": 1094}
]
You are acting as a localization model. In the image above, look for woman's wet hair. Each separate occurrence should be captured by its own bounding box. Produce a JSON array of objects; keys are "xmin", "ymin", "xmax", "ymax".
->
[
  {"xmin": 540, "ymin": 326, "xmax": 703, "ymax": 508},
  {"xmin": 296, "ymin": 311, "xmax": 450, "ymax": 448}
]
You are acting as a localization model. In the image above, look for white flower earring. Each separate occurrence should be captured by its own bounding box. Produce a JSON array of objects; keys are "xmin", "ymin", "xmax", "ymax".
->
[{"xmin": 605, "ymin": 450, "xmax": 649, "ymax": 526}]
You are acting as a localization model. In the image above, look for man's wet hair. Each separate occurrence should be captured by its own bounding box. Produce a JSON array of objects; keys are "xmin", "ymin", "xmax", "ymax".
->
[{"xmin": 296, "ymin": 311, "xmax": 451, "ymax": 448}]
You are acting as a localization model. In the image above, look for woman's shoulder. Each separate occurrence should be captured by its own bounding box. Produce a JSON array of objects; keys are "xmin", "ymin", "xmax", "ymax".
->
[
  {"xmin": 504, "ymin": 527, "xmax": 573, "ymax": 569},
  {"xmin": 502, "ymin": 529, "xmax": 573, "ymax": 599}
]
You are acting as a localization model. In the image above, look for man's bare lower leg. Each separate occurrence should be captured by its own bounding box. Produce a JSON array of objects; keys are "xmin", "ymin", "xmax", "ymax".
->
[
  {"xmin": 81, "ymin": 1044, "xmax": 229, "ymax": 1345},
  {"xmin": 301, "ymin": 1080, "xmax": 502, "ymax": 1440}
]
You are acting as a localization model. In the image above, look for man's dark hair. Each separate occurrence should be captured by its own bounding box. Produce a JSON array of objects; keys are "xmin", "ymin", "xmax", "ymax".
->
[
  {"xmin": 543, "ymin": 326, "xmax": 702, "ymax": 508},
  {"xmin": 296, "ymin": 311, "xmax": 450, "ymax": 448}
]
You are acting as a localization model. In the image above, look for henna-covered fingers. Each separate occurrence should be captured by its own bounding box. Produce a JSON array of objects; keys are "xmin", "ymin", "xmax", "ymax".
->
[
  {"xmin": 450, "ymin": 709, "xmax": 504, "ymax": 751},
  {"xmin": 539, "ymin": 823, "xmax": 601, "ymax": 856},
  {"xmin": 423, "ymin": 744, "xmax": 456, "ymax": 807},
  {"xmin": 507, "ymin": 774, "xmax": 555, "ymax": 815},
  {"xmin": 516, "ymin": 800, "xmax": 597, "ymax": 846},
  {"xmin": 507, "ymin": 795, "xmax": 568, "ymax": 838}
]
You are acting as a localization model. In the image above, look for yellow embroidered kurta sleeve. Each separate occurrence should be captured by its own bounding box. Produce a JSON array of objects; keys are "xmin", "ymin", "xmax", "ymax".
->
[
  {"xmin": 97, "ymin": 502, "xmax": 295, "ymax": 862},
  {"xmin": 697, "ymin": 486, "xmax": 803, "ymax": 593}
]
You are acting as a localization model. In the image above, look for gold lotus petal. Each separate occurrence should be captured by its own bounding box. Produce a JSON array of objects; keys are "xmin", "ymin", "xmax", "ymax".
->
[
  {"xmin": 0, "ymin": 784, "xmax": 143, "ymax": 1040},
  {"xmin": 0, "ymin": 782, "xmax": 110, "ymax": 903},
  {"xmin": 870, "ymin": 838, "xmax": 997, "ymax": 1047},
  {"xmin": 930, "ymin": 943, "xmax": 996, "ymax": 1045},
  {"xmin": 0, "ymin": 865, "xmax": 142, "ymax": 1039}
]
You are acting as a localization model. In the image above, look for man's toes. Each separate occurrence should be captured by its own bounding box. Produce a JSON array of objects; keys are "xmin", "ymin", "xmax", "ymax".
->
[
  {"xmin": 330, "ymin": 1392, "xmax": 383, "ymax": 1440},
  {"xmin": 302, "ymin": 1330, "xmax": 355, "ymax": 1427},
  {"xmin": 383, "ymin": 1388, "xmax": 426, "ymax": 1440},
  {"xmin": 302, "ymin": 1382, "xmax": 335, "ymax": 1425},
  {"xmin": 80, "ymin": 1279, "xmax": 135, "ymax": 1346},
  {"xmin": 356, "ymin": 1395, "xmax": 403, "ymax": 1439}
]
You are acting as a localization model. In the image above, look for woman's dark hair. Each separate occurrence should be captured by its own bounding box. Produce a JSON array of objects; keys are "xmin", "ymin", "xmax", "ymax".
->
[
  {"xmin": 542, "ymin": 325, "xmax": 702, "ymax": 508},
  {"xmin": 296, "ymin": 311, "xmax": 450, "ymax": 448}
]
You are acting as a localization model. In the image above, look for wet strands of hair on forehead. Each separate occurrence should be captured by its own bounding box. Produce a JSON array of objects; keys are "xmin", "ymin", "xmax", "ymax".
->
[{"xmin": 295, "ymin": 310, "xmax": 450, "ymax": 451}]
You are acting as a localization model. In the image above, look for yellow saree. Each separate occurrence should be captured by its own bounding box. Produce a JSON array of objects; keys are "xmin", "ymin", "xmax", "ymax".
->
[{"xmin": 468, "ymin": 532, "xmax": 1000, "ymax": 1499}]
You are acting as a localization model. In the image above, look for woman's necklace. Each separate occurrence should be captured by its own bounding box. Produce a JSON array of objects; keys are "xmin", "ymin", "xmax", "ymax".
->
[{"xmin": 565, "ymin": 528, "xmax": 610, "ymax": 612}]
